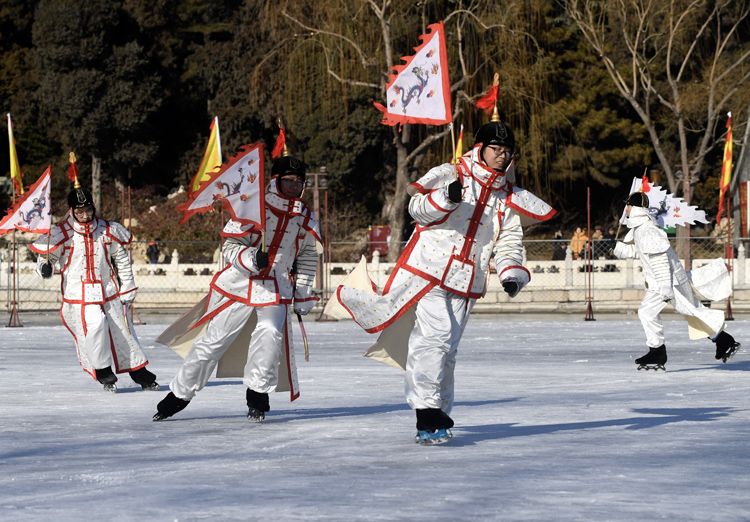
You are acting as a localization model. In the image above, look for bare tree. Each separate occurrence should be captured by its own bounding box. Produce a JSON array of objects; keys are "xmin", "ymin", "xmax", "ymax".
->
[
  {"xmin": 566, "ymin": 0, "xmax": 750, "ymax": 263},
  {"xmin": 280, "ymin": 0, "xmax": 524, "ymax": 260}
]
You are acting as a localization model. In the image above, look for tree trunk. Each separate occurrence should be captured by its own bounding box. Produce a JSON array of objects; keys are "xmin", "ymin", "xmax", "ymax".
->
[
  {"xmin": 387, "ymin": 133, "xmax": 411, "ymax": 261},
  {"xmin": 91, "ymin": 155, "xmax": 102, "ymax": 210},
  {"xmin": 677, "ymin": 115, "xmax": 692, "ymax": 269}
]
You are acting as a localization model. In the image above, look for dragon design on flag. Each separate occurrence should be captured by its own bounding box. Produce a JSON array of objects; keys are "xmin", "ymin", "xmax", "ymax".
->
[
  {"xmin": 394, "ymin": 65, "xmax": 430, "ymax": 110},
  {"xmin": 19, "ymin": 195, "xmax": 47, "ymax": 225},
  {"xmin": 215, "ymin": 173, "xmax": 244, "ymax": 198}
]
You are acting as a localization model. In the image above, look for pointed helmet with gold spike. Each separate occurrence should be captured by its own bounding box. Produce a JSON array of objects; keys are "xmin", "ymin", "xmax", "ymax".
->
[
  {"xmin": 65, "ymin": 152, "xmax": 95, "ymax": 210},
  {"xmin": 270, "ymin": 119, "xmax": 307, "ymax": 182},
  {"xmin": 474, "ymin": 73, "xmax": 515, "ymax": 154}
]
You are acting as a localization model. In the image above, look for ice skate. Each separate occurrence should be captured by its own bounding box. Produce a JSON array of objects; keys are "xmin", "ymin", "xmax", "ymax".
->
[
  {"xmin": 415, "ymin": 428, "xmax": 453, "ymax": 445},
  {"xmin": 714, "ymin": 331, "xmax": 741, "ymax": 363},
  {"xmin": 635, "ymin": 345, "xmax": 667, "ymax": 371},
  {"xmin": 246, "ymin": 389, "xmax": 269, "ymax": 423},
  {"xmin": 414, "ymin": 408, "xmax": 454, "ymax": 444},
  {"xmin": 247, "ymin": 408, "xmax": 265, "ymax": 423},
  {"xmin": 152, "ymin": 392, "xmax": 190, "ymax": 421},
  {"xmin": 96, "ymin": 367, "xmax": 118, "ymax": 392},
  {"xmin": 129, "ymin": 367, "xmax": 159, "ymax": 391}
]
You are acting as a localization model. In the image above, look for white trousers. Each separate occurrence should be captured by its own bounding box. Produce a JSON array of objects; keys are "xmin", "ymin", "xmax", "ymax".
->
[
  {"xmin": 61, "ymin": 301, "xmax": 147, "ymax": 373},
  {"xmin": 170, "ymin": 302, "xmax": 287, "ymax": 400},
  {"xmin": 638, "ymin": 281, "xmax": 724, "ymax": 348},
  {"xmin": 405, "ymin": 287, "xmax": 473, "ymax": 414}
]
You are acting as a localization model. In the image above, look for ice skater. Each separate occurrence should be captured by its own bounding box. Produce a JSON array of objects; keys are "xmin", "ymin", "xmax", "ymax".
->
[
  {"xmin": 613, "ymin": 190, "xmax": 740, "ymax": 370},
  {"xmin": 30, "ymin": 157, "xmax": 158, "ymax": 392},
  {"xmin": 153, "ymin": 153, "xmax": 320, "ymax": 422},
  {"xmin": 336, "ymin": 110, "xmax": 555, "ymax": 444}
]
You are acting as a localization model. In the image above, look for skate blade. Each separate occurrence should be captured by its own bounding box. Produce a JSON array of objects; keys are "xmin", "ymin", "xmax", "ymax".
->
[
  {"xmin": 637, "ymin": 364, "xmax": 666, "ymax": 371},
  {"xmin": 141, "ymin": 382, "xmax": 161, "ymax": 391},
  {"xmin": 103, "ymin": 384, "xmax": 118, "ymax": 393},
  {"xmin": 721, "ymin": 343, "xmax": 741, "ymax": 363},
  {"xmin": 415, "ymin": 430, "xmax": 453, "ymax": 445},
  {"xmin": 247, "ymin": 410, "xmax": 265, "ymax": 423}
]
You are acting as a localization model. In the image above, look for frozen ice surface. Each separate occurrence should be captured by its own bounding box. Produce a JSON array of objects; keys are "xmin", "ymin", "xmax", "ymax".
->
[{"xmin": 1, "ymin": 315, "xmax": 749, "ymax": 521}]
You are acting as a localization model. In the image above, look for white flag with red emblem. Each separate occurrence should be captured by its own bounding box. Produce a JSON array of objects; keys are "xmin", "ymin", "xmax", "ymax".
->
[
  {"xmin": 620, "ymin": 176, "xmax": 707, "ymax": 228},
  {"xmin": 0, "ymin": 166, "xmax": 52, "ymax": 235},
  {"xmin": 178, "ymin": 143, "xmax": 265, "ymax": 228},
  {"xmin": 373, "ymin": 21, "xmax": 452, "ymax": 126}
]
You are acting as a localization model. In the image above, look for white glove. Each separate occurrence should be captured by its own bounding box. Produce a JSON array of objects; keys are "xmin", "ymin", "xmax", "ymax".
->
[
  {"xmin": 612, "ymin": 241, "xmax": 633, "ymax": 259},
  {"xmin": 658, "ymin": 285, "xmax": 674, "ymax": 303},
  {"xmin": 120, "ymin": 289, "xmax": 137, "ymax": 304},
  {"xmin": 293, "ymin": 299, "xmax": 316, "ymax": 316}
]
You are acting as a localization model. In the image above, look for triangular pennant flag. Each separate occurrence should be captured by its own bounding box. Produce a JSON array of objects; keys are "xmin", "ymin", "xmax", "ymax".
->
[
  {"xmin": 475, "ymin": 73, "xmax": 500, "ymax": 115},
  {"xmin": 620, "ymin": 177, "xmax": 708, "ymax": 229},
  {"xmin": 7, "ymin": 113, "xmax": 24, "ymax": 195},
  {"xmin": 272, "ymin": 127, "xmax": 286, "ymax": 159},
  {"xmin": 641, "ymin": 174, "xmax": 651, "ymax": 193},
  {"xmin": 190, "ymin": 116, "xmax": 223, "ymax": 195},
  {"xmin": 373, "ymin": 21, "xmax": 452, "ymax": 126},
  {"xmin": 179, "ymin": 143, "xmax": 265, "ymax": 228},
  {"xmin": 0, "ymin": 166, "xmax": 52, "ymax": 235},
  {"xmin": 67, "ymin": 152, "xmax": 79, "ymax": 184}
]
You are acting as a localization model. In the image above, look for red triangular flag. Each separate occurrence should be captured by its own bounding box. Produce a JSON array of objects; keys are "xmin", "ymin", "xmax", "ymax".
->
[
  {"xmin": 272, "ymin": 128, "xmax": 286, "ymax": 159},
  {"xmin": 641, "ymin": 175, "xmax": 650, "ymax": 193},
  {"xmin": 475, "ymin": 84, "xmax": 499, "ymax": 115}
]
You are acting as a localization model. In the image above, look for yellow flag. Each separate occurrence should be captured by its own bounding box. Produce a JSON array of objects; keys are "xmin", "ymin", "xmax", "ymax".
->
[
  {"xmin": 7, "ymin": 113, "xmax": 24, "ymax": 195},
  {"xmin": 717, "ymin": 112, "xmax": 732, "ymax": 224},
  {"xmin": 190, "ymin": 116, "xmax": 223, "ymax": 194},
  {"xmin": 452, "ymin": 124, "xmax": 464, "ymax": 164}
]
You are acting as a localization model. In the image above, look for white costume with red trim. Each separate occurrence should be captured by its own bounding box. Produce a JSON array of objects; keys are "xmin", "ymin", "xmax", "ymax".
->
[
  {"xmin": 613, "ymin": 206, "xmax": 726, "ymax": 346},
  {"xmin": 167, "ymin": 183, "xmax": 320, "ymax": 402},
  {"xmin": 30, "ymin": 215, "xmax": 148, "ymax": 377},
  {"xmin": 338, "ymin": 146, "xmax": 555, "ymax": 412}
]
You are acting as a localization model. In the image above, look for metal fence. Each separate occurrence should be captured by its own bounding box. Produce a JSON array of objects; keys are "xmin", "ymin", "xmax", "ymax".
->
[{"xmin": 1, "ymin": 236, "xmax": 745, "ymax": 313}]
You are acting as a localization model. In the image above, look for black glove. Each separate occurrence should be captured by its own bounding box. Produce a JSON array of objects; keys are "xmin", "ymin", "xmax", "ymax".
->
[
  {"xmin": 40, "ymin": 261, "xmax": 53, "ymax": 279},
  {"xmin": 254, "ymin": 249, "xmax": 269, "ymax": 270},
  {"xmin": 447, "ymin": 179, "xmax": 463, "ymax": 203},
  {"xmin": 502, "ymin": 280, "xmax": 520, "ymax": 298}
]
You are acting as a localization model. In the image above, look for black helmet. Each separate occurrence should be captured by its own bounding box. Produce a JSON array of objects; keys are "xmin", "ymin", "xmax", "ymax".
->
[
  {"xmin": 626, "ymin": 192, "xmax": 649, "ymax": 208},
  {"xmin": 271, "ymin": 155, "xmax": 306, "ymax": 181},
  {"xmin": 67, "ymin": 187, "xmax": 95, "ymax": 209},
  {"xmin": 474, "ymin": 121, "xmax": 515, "ymax": 152}
]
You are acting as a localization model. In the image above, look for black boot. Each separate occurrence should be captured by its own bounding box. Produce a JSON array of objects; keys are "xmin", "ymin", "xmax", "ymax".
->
[
  {"xmin": 415, "ymin": 408, "xmax": 454, "ymax": 431},
  {"xmin": 153, "ymin": 392, "xmax": 190, "ymax": 421},
  {"xmin": 246, "ymin": 388, "xmax": 270, "ymax": 422},
  {"xmin": 129, "ymin": 367, "xmax": 160, "ymax": 391},
  {"xmin": 714, "ymin": 331, "xmax": 740, "ymax": 362},
  {"xmin": 95, "ymin": 366, "xmax": 118, "ymax": 392},
  {"xmin": 635, "ymin": 345, "xmax": 667, "ymax": 370}
]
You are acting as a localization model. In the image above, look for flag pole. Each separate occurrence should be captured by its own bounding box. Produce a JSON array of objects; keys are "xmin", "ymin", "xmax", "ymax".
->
[
  {"xmin": 7, "ymin": 186, "xmax": 22, "ymax": 327},
  {"xmin": 584, "ymin": 186, "xmax": 595, "ymax": 321},
  {"xmin": 725, "ymin": 190, "xmax": 735, "ymax": 320}
]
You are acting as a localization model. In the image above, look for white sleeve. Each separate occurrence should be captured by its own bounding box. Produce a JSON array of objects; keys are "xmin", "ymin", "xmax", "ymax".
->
[
  {"xmin": 647, "ymin": 252, "xmax": 672, "ymax": 287},
  {"xmin": 408, "ymin": 189, "xmax": 458, "ymax": 226},
  {"xmin": 294, "ymin": 232, "xmax": 319, "ymax": 300},
  {"xmin": 493, "ymin": 210, "xmax": 530, "ymax": 289},
  {"xmin": 111, "ymin": 242, "xmax": 137, "ymax": 294}
]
